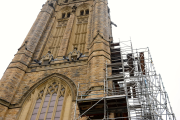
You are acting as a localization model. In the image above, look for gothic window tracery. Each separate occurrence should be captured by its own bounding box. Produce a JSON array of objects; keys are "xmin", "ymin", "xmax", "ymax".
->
[
  {"xmin": 80, "ymin": 9, "xmax": 89, "ymax": 16},
  {"xmin": 44, "ymin": 7, "xmax": 71, "ymax": 58},
  {"xmin": 62, "ymin": 12, "xmax": 71, "ymax": 19},
  {"xmin": 31, "ymin": 82, "xmax": 65, "ymax": 120},
  {"xmin": 72, "ymin": 7, "xmax": 89, "ymax": 53},
  {"xmin": 18, "ymin": 78, "xmax": 72, "ymax": 120},
  {"xmin": 48, "ymin": 19, "xmax": 67, "ymax": 58}
]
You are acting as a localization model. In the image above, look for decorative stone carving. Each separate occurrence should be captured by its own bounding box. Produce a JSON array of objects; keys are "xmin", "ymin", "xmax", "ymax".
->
[
  {"xmin": 57, "ymin": 20, "xmax": 68, "ymax": 27},
  {"xmin": 63, "ymin": 47, "xmax": 83, "ymax": 61},
  {"xmin": 72, "ymin": 5, "xmax": 77, "ymax": 12},
  {"xmin": 77, "ymin": 16, "xmax": 88, "ymax": 24},
  {"xmin": 34, "ymin": 51, "xmax": 54, "ymax": 65}
]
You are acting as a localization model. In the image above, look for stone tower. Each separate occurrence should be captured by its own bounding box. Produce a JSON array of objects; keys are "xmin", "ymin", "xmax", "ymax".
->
[
  {"xmin": 0, "ymin": 0, "xmax": 113, "ymax": 119},
  {"xmin": 0, "ymin": 0, "xmax": 177, "ymax": 120}
]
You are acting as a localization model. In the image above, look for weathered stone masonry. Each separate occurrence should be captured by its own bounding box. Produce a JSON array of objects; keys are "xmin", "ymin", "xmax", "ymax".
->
[{"xmin": 0, "ymin": 0, "xmax": 112, "ymax": 120}]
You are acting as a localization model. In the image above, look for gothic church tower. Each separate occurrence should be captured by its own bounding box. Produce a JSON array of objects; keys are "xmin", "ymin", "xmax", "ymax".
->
[
  {"xmin": 0, "ymin": 0, "xmax": 113, "ymax": 119},
  {"xmin": 0, "ymin": 0, "xmax": 176, "ymax": 120}
]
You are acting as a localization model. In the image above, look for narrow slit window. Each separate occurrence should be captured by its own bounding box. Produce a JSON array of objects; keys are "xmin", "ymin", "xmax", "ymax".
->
[
  {"xmin": 67, "ymin": 12, "xmax": 71, "ymax": 18},
  {"xmin": 62, "ymin": 13, "xmax": 66, "ymax": 18}
]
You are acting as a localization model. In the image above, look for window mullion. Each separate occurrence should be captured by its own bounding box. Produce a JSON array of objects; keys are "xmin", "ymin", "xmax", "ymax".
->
[
  {"xmin": 51, "ymin": 82, "xmax": 61, "ymax": 120},
  {"xmin": 44, "ymin": 90, "xmax": 53, "ymax": 120},
  {"xmin": 60, "ymin": 86, "xmax": 68, "ymax": 120},
  {"xmin": 26, "ymin": 89, "xmax": 39, "ymax": 120},
  {"xmin": 36, "ymin": 85, "xmax": 48, "ymax": 120}
]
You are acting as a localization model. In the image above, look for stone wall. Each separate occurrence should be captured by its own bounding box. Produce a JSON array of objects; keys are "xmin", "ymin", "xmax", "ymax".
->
[{"xmin": 0, "ymin": 0, "xmax": 112, "ymax": 119}]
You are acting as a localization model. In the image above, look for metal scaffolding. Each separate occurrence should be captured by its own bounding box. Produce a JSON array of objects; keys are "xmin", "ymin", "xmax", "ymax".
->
[{"xmin": 73, "ymin": 40, "xmax": 176, "ymax": 120}]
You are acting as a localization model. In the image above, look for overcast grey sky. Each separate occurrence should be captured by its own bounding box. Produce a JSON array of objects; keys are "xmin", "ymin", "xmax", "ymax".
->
[{"xmin": 0, "ymin": 0, "xmax": 179, "ymax": 119}]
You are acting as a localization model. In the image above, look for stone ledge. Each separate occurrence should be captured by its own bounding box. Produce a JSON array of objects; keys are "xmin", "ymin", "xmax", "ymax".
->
[
  {"xmin": 7, "ymin": 66, "xmax": 26, "ymax": 72},
  {"xmin": 0, "ymin": 99, "xmax": 10, "ymax": 108},
  {"xmin": 88, "ymin": 54, "xmax": 111, "ymax": 63},
  {"xmin": 27, "ymin": 59, "xmax": 88, "ymax": 73},
  {"xmin": 89, "ymin": 40, "xmax": 109, "ymax": 49},
  {"xmin": 10, "ymin": 61, "xmax": 28, "ymax": 67},
  {"xmin": 89, "ymin": 49, "xmax": 110, "ymax": 57},
  {"xmin": 0, "ymin": 97, "xmax": 24, "ymax": 109},
  {"xmin": 14, "ymin": 52, "xmax": 32, "ymax": 58}
]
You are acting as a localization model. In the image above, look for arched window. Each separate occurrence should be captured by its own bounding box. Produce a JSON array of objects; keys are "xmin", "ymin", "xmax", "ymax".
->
[
  {"xmin": 85, "ymin": 9, "xmax": 89, "ymax": 15},
  {"xmin": 30, "ymin": 82, "xmax": 65, "ymax": 120},
  {"xmin": 80, "ymin": 10, "xmax": 84, "ymax": 16},
  {"xmin": 67, "ymin": 12, "xmax": 71, "ymax": 18},
  {"xmin": 18, "ymin": 76, "xmax": 74, "ymax": 120}
]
